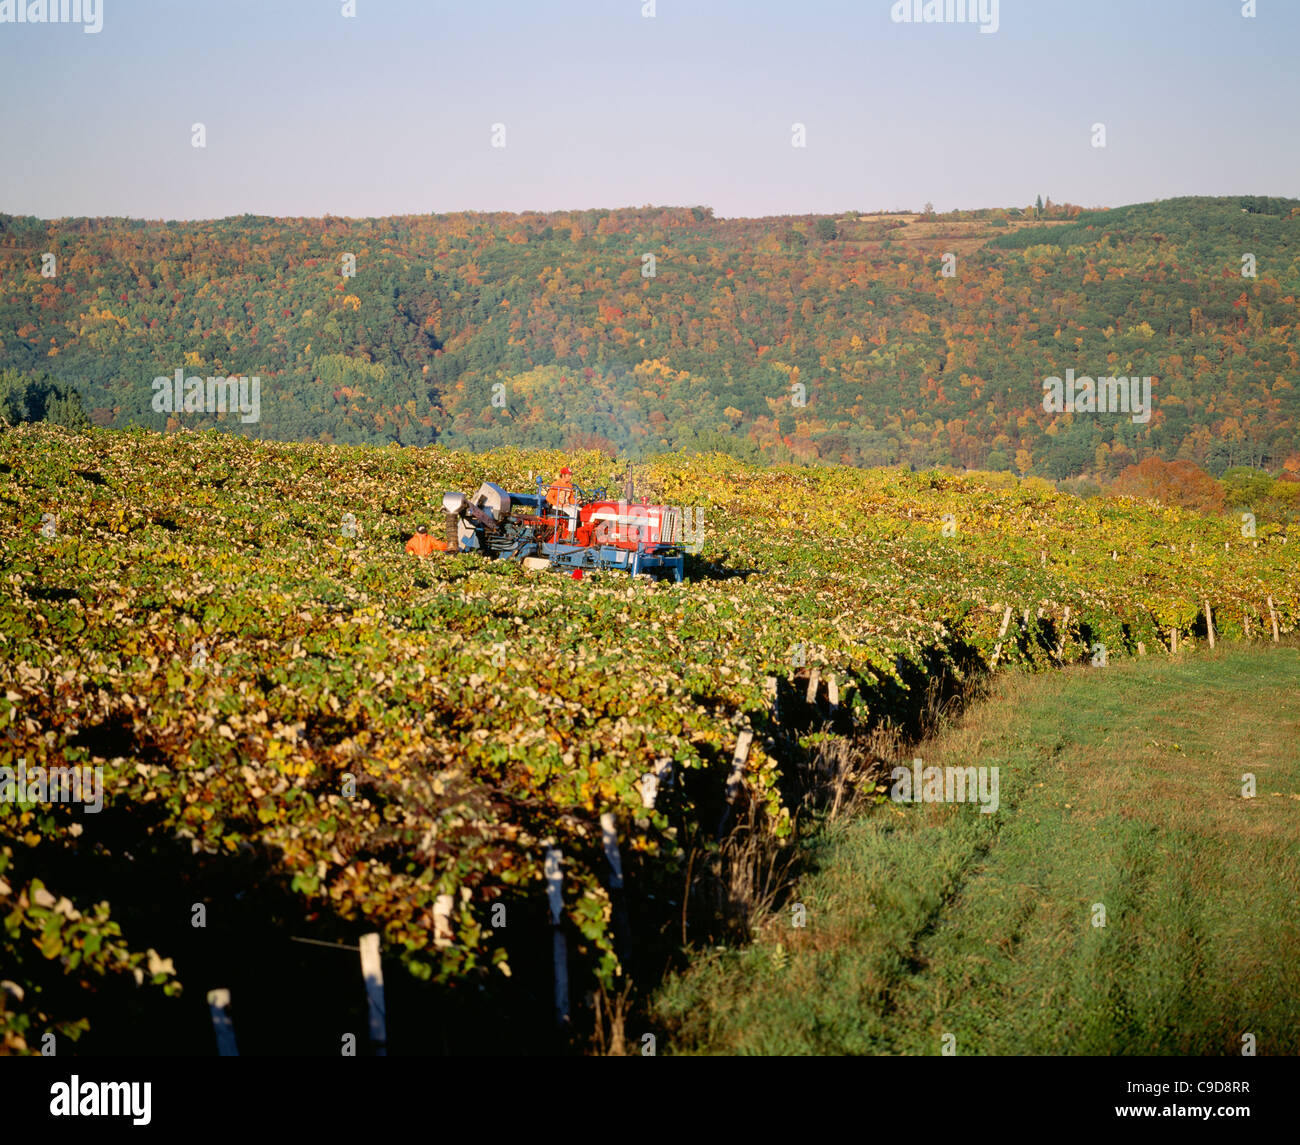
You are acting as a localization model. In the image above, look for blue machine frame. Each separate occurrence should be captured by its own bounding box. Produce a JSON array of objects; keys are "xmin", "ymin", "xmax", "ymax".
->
[{"xmin": 539, "ymin": 539, "xmax": 685, "ymax": 582}]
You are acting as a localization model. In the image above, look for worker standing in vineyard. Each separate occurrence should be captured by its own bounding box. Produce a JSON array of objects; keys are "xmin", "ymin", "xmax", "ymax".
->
[{"xmin": 405, "ymin": 524, "xmax": 447, "ymax": 556}]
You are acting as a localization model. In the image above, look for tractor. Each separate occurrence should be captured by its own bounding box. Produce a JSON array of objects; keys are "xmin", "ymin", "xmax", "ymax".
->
[{"xmin": 441, "ymin": 476, "xmax": 687, "ymax": 582}]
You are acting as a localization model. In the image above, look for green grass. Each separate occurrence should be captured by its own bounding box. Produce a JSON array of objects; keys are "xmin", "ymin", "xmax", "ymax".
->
[{"xmin": 650, "ymin": 645, "xmax": 1300, "ymax": 1055}]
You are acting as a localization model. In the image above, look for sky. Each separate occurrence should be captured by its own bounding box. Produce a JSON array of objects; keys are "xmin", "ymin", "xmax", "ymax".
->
[{"xmin": 1, "ymin": 0, "xmax": 1297, "ymax": 221}]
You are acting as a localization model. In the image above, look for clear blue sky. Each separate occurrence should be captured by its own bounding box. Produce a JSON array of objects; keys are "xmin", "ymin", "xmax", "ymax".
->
[{"xmin": 1, "ymin": 0, "xmax": 1296, "ymax": 220}]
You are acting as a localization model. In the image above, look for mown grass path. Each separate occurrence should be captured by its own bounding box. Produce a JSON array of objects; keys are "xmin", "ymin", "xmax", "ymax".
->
[{"xmin": 651, "ymin": 646, "xmax": 1300, "ymax": 1055}]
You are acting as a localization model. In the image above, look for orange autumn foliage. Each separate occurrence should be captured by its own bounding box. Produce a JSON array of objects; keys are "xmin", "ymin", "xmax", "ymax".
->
[{"xmin": 1111, "ymin": 457, "xmax": 1225, "ymax": 513}]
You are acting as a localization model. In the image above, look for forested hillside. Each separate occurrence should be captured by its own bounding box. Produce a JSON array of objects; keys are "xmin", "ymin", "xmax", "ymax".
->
[{"xmin": 1, "ymin": 196, "xmax": 1297, "ymax": 478}]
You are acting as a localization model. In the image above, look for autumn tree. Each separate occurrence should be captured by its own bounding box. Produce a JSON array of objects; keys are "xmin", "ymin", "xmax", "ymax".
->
[{"xmin": 1111, "ymin": 456, "xmax": 1225, "ymax": 514}]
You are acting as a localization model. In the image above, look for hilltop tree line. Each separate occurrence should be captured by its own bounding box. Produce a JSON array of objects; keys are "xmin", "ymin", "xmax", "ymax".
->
[{"xmin": 0, "ymin": 196, "xmax": 1297, "ymax": 482}]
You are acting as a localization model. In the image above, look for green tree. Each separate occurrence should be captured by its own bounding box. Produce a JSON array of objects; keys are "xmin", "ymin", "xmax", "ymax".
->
[{"xmin": 0, "ymin": 369, "xmax": 90, "ymax": 430}]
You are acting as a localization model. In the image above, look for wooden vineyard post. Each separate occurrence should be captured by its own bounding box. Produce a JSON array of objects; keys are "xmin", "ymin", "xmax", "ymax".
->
[
  {"xmin": 1204, "ymin": 599, "xmax": 1215, "ymax": 649},
  {"xmin": 359, "ymin": 932, "xmax": 386, "ymax": 1056},
  {"xmin": 764, "ymin": 675, "xmax": 780, "ymax": 723},
  {"xmin": 717, "ymin": 729, "xmax": 754, "ymax": 839},
  {"xmin": 600, "ymin": 811, "xmax": 633, "ymax": 965},
  {"xmin": 1243, "ymin": 613, "xmax": 1251, "ymax": 640},
  {"xmin": 432, "ymin": 894, "xmax": 455, "ymax": 948},
  {"xmin": 543, "ymin": 842, "xmax": 570, "ymax": 1028},
  {"xmin": 827, "ymin": 673, "xmax": 840, "ymax": 717},
  {"xmin": 600, "ymin": 813, "xmax": 624, "ymax": 890},
  {"xmin": 637, "ymin": 757, "xmax": 673, "ymax": 811},
  {"xmin": 991, "ymin": 606, "xmax": 1013, "ymax": 666},
  {"xmin": 1055, "ymin": 607, "xmax": 1071, "ymax": 660},
  {"xmin": 805, "ymin": 667, "xmax": 821, "ymax": 706},
  {"xmin": 206, "ymin": 988, "xmax": 238, "ymax": 1057},
  {"xmin": 1170, "ymin": 627, "xmax": 1178, "ymax": 655},
  {"xmin": 1268, "ymin": 597, "xmax": 1280, "ymax": 643},
  {"xmin": 763, "ymin": 675, "xmax": 784, "ymax": 753}
]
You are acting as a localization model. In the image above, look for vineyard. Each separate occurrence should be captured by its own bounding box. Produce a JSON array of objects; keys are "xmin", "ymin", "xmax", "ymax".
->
[{"xmin": 1, "ymin": 422, "xmax": 1296, "ymax": 1054}]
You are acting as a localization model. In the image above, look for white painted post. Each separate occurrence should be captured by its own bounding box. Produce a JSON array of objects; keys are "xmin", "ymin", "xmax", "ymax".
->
[
  {"xmin": 432, "ymin": 894, "xmax": 455, "ymax": 948},
  {"xmin": 637, "ymin": 757, "xmax": 673, "ymax": 810},
  {"xmin": 991, "ymin": 605, "xmax": 1013, "ymax": 666},
  {"xmin": 600, "ymin": 813, "xmax": 624, "ymax": 890},
  {"xmin": 1056, "ymin": 606, "xmax": 1071, "ymax": 659},
  {"xmin": 717, "ymin": 729, "xmax": 754, "ymax": 838},
  {"xmin": 206, "ymin": 988, "xmax": 238, "ymax": 1057},
  {"xmin": 656, "ymin": 755, "xmax": 673, "ymax": 789},
  {"xmin": 543, "ymin": 843, "xmax": 569, "ymax": 1028},
  {"xmin": 359, "ymin": 933, "xmax": 386, "ymax": 1056},
  {"xmin": 637, "ymin": 772, "xmax": 658, "ymax": 810},
  {"xmin": 601, "ymin": 811, "xmax": 633, "ymax": 964}
]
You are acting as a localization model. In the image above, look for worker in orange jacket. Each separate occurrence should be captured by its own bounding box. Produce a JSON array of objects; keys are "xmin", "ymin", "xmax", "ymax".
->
[
  {"xmin": 406, "ymin": 524, "xmax": 449, "ymax": 556},
  {"xmin": 545, "ymin": 467, "xmax": 579, "ymax": 540},
  {"xmin": 545, "ymin": 466, "xmax": 576, "ymax": 508}
]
